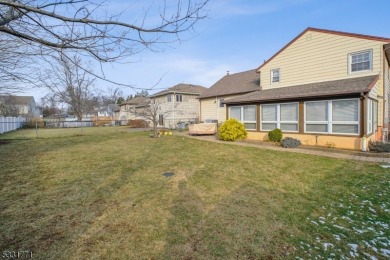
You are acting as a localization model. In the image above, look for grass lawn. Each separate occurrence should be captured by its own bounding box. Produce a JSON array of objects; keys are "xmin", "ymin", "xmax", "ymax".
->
[{"xmin": 0, "ymin": 127, "xmax": 389, "ymax": 259}]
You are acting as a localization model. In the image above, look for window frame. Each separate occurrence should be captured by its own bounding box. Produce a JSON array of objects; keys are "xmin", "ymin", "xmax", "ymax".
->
[
  {"xmin": 348, "ymin": 49, "xmax": 373, "ymax": 74},
  {"xmin": 167, "ymin": 94, "xmax": 172, "ymax": 102},
  {"xmin": 270, "ymin": 68, "xmax": 280, "ymax": 83},
  {"xmin": 260, "ymin": 102, "xmax": 299, "ymax": 132},
  {"xmin": 304, "ymin": 98, "xmax": 360, "ymax": 135},
  {"xmin": 229, "ymin": 105, "xmax": 257, "ymax": 130},
  {"xmin": 176, "ymin": 94, "xmax": 183, "ymax": 102},
  {"xmin": 367, "ymin": 98, "xmax": 378, "ymax": 135}
]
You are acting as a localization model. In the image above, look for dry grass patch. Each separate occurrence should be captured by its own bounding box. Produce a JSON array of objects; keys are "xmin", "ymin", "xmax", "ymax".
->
[{"xmin": 0, "ymin": 127, "xmax": 389, "ymax": 259}]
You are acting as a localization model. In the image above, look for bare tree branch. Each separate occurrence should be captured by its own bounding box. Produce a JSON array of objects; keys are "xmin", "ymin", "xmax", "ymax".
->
[{"xmin": 0, "ymin": 0, "xmax": 209, "ymax": 93}]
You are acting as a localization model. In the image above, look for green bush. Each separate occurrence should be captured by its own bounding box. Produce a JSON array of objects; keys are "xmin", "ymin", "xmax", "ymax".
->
[
  {"xmin": 218, "ymin": 119, "xmax": 247, "ymax": 141},
  {"xmin": 368, "ymin": 141, "xmax": 390, "ymax": 152},
  {"xmin": 268, "ymin": 128, "xmax": 283, "ymax": 142},
  {"xmin": 281, "ymin": 137, "xmax": 301, "ymax": 148}
]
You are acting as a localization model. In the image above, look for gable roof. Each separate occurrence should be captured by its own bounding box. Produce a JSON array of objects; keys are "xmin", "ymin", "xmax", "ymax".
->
[
  {"xmin": 257, "ymin": 27, "xmax": 390, "ymax": 72},
  {"xmin": 150, "ymin": 84, "xmax": 207, "ymax": 98},
  {"xmin": 120, "ymin": 96, "xmax": 148, "ymax": 106},
  {"xmin": 224, "ymin": 75, "xmax": 378, "ymax": 105},
  {"xmin": 198, "ymin": 69, "xmax": 260, "ymax": 99},
  {"xmin": 0, "ymin": 95, "xmax": 35, "ymax": 105}
]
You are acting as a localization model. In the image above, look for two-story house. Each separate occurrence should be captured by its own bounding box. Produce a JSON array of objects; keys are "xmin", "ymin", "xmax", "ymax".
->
[
  {"xmin": 0, "ymin": 95, "xmax": 40, "ymax": 118},
  {"xmin": 117, "ymin": 96, "xmax": 149, "ymax": 123},
  {"xmin": 149, "ymin": 84, "xmax": 207, "ymax": 128},
  {"xmin": 224, "ymin": 28, "xmax": 390, "ymax": 150},
  {"xmin": 198, "ymin": 70, "xmax": 260, "ymax": 123}
]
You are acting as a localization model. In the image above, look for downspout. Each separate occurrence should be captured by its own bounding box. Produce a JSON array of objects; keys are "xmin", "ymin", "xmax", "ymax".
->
[
  {"xmin": 361, "ymin": 92, "xmax": 367, "ymax": 152},
  {"xmin": 216, "ymin": 96, "xmax": 218, "ymax": 122},
  {"xmin": 173, "ymin": 92, "xmax": 175, "ymax": 129}
]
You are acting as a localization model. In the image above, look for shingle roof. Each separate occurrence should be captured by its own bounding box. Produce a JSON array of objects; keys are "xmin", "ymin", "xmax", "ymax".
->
[
  {"xmin": 198, "ymin": 70, "xmax": 260, "ymax": 99},
  {"xmin": 120, "ymin": 96, "xmax": 148, "ymax": 106},
  {"xmin": 224, "ymin": 75, "xmax": 379, "ymax": 105},
  {"xmin": 150, "ymin": 84, "xmax": 207, "ymax": 97}
]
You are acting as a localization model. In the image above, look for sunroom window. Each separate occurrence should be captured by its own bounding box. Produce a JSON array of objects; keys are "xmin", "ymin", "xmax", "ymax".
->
[
  {"xmin": 261, "ymin": 103, "xmax": 298, "ymax": 132},
  {"xmin": 305, "ymin": 99, "xmax": 359, "ymax": 135},
  {"xmin": 229, "ymin": 106, "xmax": 256, "ymax": 130}
]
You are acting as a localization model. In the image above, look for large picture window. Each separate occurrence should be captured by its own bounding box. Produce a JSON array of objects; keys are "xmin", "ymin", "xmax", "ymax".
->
[
  {"xmin": 261, "ymin": 103, "xmax": 298, "ymax": 132},
  {"xmin": 229, "ymin": 105, "xmax": 256, "ymax": 130},
  {"xmin": 305, "ymin": 99, "xmax": 359, "ymax": 135}
]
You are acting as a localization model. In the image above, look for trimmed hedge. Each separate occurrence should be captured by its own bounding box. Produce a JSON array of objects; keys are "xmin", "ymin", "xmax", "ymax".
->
[{"xmin": 268, "ymin": 128, "xmax": 283, "ymax": 142}]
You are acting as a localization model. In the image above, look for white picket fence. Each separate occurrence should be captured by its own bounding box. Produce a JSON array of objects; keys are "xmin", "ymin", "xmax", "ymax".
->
[{"xmin": 0, "ymin": 116, "xmax": 26, "ymax": 134}]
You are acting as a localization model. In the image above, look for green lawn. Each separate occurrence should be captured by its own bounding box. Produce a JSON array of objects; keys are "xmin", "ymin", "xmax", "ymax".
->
[{"xmin": 0, "ymin": 127, "xmax": 389, "ymax": 259}]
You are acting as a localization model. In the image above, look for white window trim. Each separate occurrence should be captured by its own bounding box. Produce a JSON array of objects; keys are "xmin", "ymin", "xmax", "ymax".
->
[
  {"xmin": 304, "ymin": 99, "xmax": 360, "ymax": 136},
  {"xmin": 348, "ymin": 49, "xmax": 373, "ymax": 74},
  {"xmin": 229, "ymin": 105, "xmax": 257, "ymax": 130},
  {"xmin": 270, "ymin": 68, "xmax": 280, "ymax": 83},
  {"xmin": 260, "ymin": 102, "xmax": 299, "ymax": 132}
]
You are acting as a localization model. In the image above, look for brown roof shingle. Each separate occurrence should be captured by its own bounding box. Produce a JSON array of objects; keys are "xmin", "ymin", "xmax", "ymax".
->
[
  {"xmin": 120, "ymin": 96, "xmax": 148, "ymax": 106},
  {"xmin": 224, "ymin": 75, "xmax": 379, "ymax": 104},
  {"xmin": 198, "ymin": 70, "xmax": 260, "ymax": 99},
  {"xmin": 150, "ymin": 84, "xmax": 207, "ymax": 97}
]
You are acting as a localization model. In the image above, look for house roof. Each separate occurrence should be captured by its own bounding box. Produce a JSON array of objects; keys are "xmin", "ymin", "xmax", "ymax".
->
[
  {"xmin": 0, "ymin": 95, "xmax": 35, "ymax": 105},
  {"xmin": 150, "ymin": 84, "xmax": 207, "ymax": 98},
  {"xmin": 120, "ymin": 96, "xmax": 148, "ymax": 106},
  {"xmin": 257, "ymin": 27, "xmax": 390, "ymax": 72},
  {"xmin": 198, "ymin": 70, "xmax": 260, "ymax": 99},
  {"xmin": 224, "ymin": 75, "xmax": 379, "ymax": 105}
]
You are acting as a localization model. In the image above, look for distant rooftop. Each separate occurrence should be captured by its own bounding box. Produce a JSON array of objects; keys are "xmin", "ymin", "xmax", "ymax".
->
[
  {"xmin": 150, "ymin": 83, "xmax": 207, "ymax": 98},
  {"xmin": 198, "ymin": 70, "xmax": 260, "ymax": 99}
]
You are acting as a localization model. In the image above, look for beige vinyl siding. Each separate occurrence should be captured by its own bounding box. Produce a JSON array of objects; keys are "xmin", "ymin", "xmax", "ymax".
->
[
  {"xmin": 200, "ymin": 98, "xmax": 216, "ymax": 122},
  {"xmin": 260, "ymin": 31, "xmax": 387, "ymax": 90},
  {"xmin": 200, "ymin": 94, "xmax": 247, "ymax": 122}
]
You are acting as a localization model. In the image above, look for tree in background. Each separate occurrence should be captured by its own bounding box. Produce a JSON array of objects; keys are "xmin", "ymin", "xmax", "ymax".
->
[
  {"xmin": 116, "ymin": 97, "xmax": 125, "ymax": 105},
  {"xmin": 40, "ymin": 54, "xmax": 95, "ymax": 120},
  {"xmin": 0, "ymin": 0, "xmax": 209, "ymax": 94},
  {"xmin": 135, "ymin": 90, "xmax": 149, "ymax": 97}
]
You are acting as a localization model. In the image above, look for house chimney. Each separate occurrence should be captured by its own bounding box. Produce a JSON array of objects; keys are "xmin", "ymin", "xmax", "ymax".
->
[{"xmin": 227, "ymin": 71, "xmax": 230, "ymax": 75}]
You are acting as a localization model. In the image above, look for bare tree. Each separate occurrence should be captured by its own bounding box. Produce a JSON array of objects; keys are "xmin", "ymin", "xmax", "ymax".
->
[
  {"xmin": 0, "ymin": 0, "xmax": 209, "ymax": 93},
  {"xmin": 137, "ymin": 98, "xmax": 171, "ymax": 137},
  {"xmin": 40, "ymin": 54, "xmax": 95, "ymax": 120}
]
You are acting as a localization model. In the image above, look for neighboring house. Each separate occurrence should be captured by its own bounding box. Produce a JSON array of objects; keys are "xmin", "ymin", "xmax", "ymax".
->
[
  {"xmin": 149, "ymin": 83, "xmax": 207, "ymax": 128},
  {"xmin": 117, "ymin": 96, "xmax": 149, "ymax": 122},
  {"xmin": 94, "ymin": 104, "xmax": 120, "ymax": 119},
  {"xmin": 0, "ymin": 95, "xmax": 40, "ymax": 117},
  {"xmin": 223, "ymin": 27, "xmax": 390, "ymax": 150},
  {"xmin": 198, "ymin": 70, "xmax": 260, "ymax": 123}
]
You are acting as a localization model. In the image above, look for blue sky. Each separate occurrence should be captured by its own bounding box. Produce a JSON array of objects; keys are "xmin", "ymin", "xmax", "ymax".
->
[{"xmin": 27, "ymin": 0, "xmax": 390, "ymax": 102}]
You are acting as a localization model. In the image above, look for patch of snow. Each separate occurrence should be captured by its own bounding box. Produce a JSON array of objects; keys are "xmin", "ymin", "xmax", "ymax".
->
[
  {"xmin": 323, "ymin": 243, "xmax": 334, "ymax": 251},
  {"xmin": 348, "ymin": 243, "xmax": 359, "ymax": 258},
  {"xmin": 333, "ymin": 224, "xmax": 350, "ymax": 231},
  {"xmin": 380, "ymin": 248, "xmax": 390, "ymax": 256}
]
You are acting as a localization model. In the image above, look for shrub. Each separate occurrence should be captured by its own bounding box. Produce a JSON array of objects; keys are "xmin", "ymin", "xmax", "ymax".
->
[
  {"xmin": 218, "ymin": 118, "xmax": 247, "ymax": 141},
  {"xmin": 268, "ymin": 128, "xmax": 283, "ymax": 142},
  {"xmin": 281, "ymin": 137, "xmax": 301, "ymax": 148},
  {"xmin": 368, "ymin": 141, "xmax": 390, "ymax": 152},
  {"xmin": 24, "ymin": 117, "xmax": 45, "ymax": 128},
  {"xmin": 128, "ymin": 119, "xmax": 148, "ymax": 128}
]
